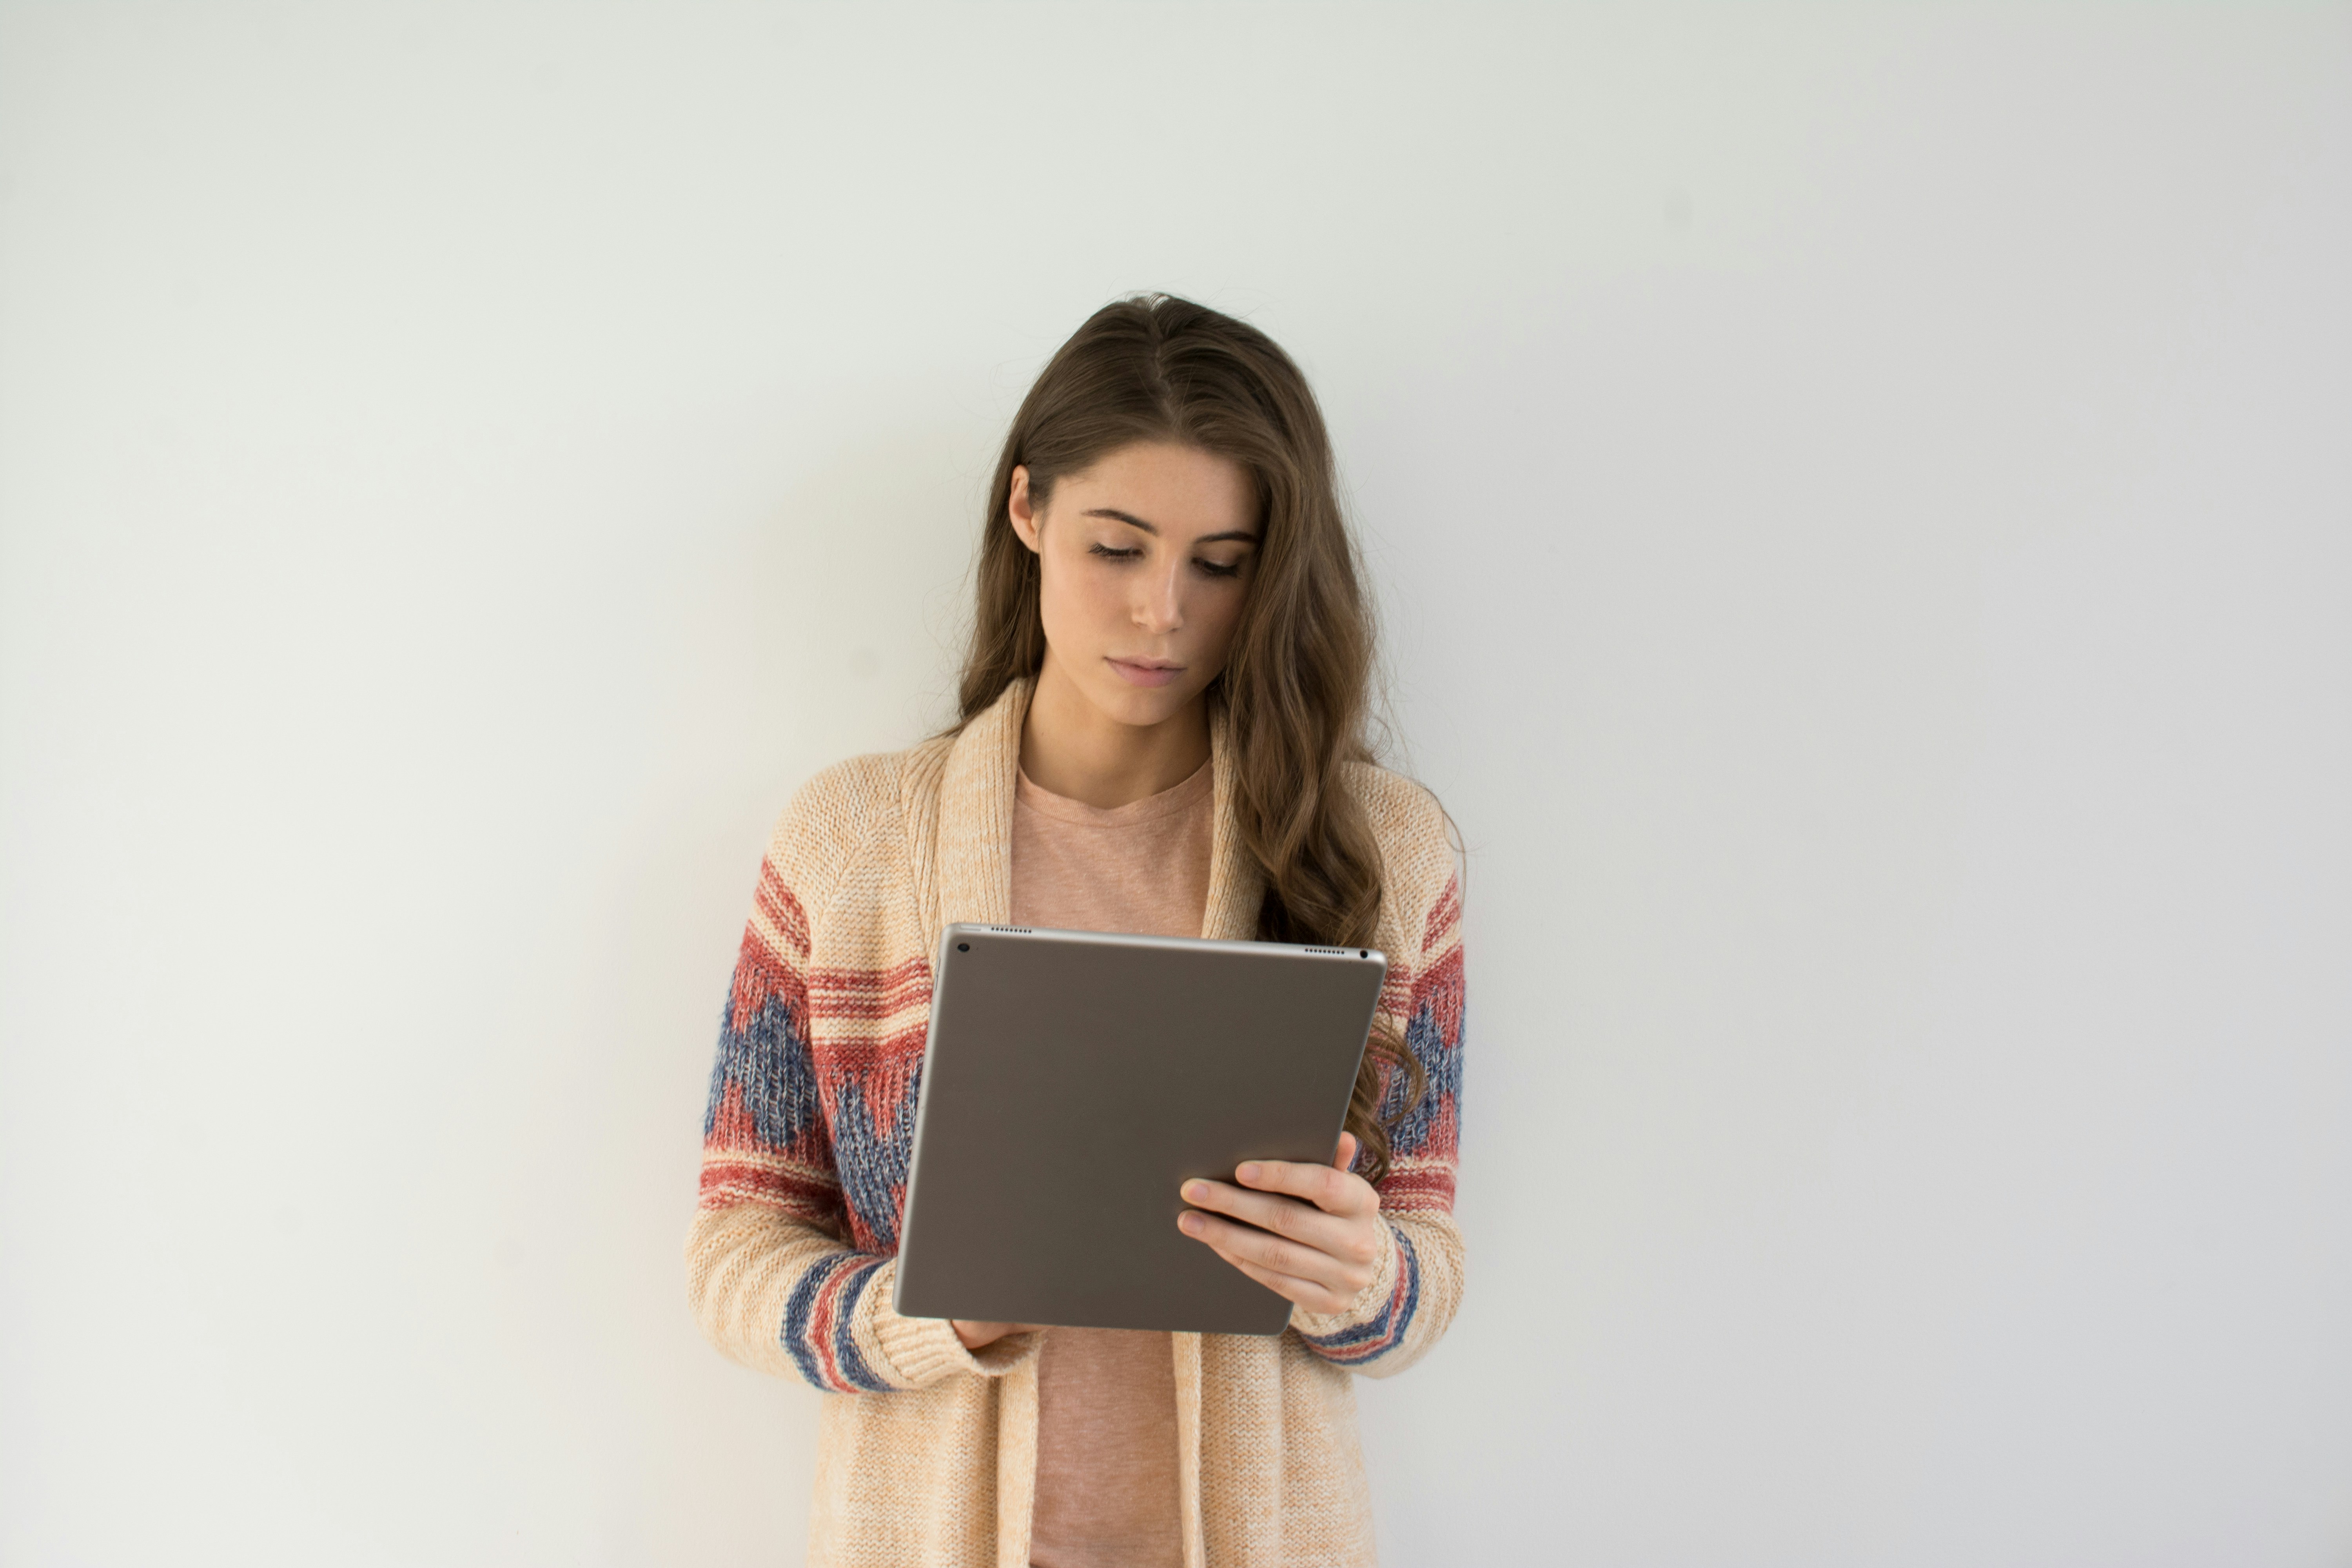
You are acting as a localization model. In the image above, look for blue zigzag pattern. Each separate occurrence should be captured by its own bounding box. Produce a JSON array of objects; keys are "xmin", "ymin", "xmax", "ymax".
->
[
  {"xmin": 827, "ymin": 1067, "xmax": 922, "ymax": 1252},
  {"xmin": 1382, "ymin": 998, "xmax": 1465, "ymax": 1160},
  {"xmin": 703, "ymin": 991, "xmax": 825, "ymax": 1152}
]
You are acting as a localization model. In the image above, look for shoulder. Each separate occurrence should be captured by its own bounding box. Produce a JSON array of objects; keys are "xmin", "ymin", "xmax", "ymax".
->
[
  {"xmin": 1340, "ymin": 760, "xmax": 1452, "ymax": 869},
  {"xmin": 763, "ymin": 734, "xmax": 955, "ymax": 902},
  {"xmin": 1339, "ymin": 761, "xmax": 1459, "ymax": 946}
]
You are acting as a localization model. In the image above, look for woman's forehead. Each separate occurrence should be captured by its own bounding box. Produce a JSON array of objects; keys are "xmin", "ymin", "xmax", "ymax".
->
[{"xmin": 1054, "ymin": 442, "xmax": 1258, "ymax": 538}]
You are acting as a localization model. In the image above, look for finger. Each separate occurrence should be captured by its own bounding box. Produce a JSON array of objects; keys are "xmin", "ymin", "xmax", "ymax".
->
[
  {"xmin": 1180, "ymin": 1206, "xmax": 1355, "ymax": 1288},
  {"xmin": 1227, "ymin": 1157, "xmax": 1378, "ymax": 1217},
  {"xmin": 1332, "ymin": 1130, "xmax": 1359, "ymax": 1171},
  {"xmin": 1201, "ymin": 1246, "xmax": 1354, "ymax": 1316},
  {"xmin": 1177, "ymin": 1207, "xmax": 1370, "ymax": 1295},
  {"xmin": 1181, "ymin": 1180, "xmax": 1378, "ymax": 1265},
  {"xmin": 953, "ymin": 1320, "xmax": 1034, "ymax": 1349}
]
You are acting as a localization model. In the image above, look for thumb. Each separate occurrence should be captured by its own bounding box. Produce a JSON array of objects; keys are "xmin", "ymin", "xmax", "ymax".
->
[{"xmin": 1332, "ymin": 1131, "xmax": 1359, "ymax": 1171}]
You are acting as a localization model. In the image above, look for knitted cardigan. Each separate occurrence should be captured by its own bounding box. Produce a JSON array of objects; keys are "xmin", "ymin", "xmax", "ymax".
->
[{"xmin": 686, "ymin": 679, "xmax": 1466, "ymax": 1568}]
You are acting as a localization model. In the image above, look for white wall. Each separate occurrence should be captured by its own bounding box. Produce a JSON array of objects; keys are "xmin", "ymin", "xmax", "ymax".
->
[{"xmin": 3, "ymin": 4, "xmax": 2347, "ymax": 1564}]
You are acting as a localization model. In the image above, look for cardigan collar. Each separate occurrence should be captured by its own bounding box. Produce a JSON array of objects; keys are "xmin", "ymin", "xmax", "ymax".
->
[{"xmin": 929, "ymin": 677, "xmax": 1263, "ymax": 948}]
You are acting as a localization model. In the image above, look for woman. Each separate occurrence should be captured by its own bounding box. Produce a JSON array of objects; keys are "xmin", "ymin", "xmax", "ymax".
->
[{"xmin": 688, "ymin": 295, "xmax": 1465, "ymax": 1568}]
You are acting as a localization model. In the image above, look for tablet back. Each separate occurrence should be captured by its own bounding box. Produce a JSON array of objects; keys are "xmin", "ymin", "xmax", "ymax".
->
[{"xmin": 891, "ymin": 924, "xmax": 1387, "ymax": 1336}]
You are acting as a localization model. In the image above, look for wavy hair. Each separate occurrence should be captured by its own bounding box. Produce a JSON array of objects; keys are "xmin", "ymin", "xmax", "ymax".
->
[{"xmin": 956, "ymin": 294, "xmax": 1426, "ymax": 1182}]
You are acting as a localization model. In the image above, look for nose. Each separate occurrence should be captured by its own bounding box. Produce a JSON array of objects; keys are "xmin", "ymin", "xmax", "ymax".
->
[{"xmin": 1132, "ymin": 555, "xmax": 1185, "ymax": 636}]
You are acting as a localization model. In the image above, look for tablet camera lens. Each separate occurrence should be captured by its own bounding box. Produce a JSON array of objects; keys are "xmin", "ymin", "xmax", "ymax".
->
[
  {"xmin": 957, "ymin": 942, "xmax": 970, "ymax": 952},
  {"xmin": 1359, "ymin": 949, "xmax": 1368, "ymax": 959}
]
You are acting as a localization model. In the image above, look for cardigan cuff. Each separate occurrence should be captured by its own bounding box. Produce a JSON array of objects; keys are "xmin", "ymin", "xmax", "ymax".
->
[{"xmin": 864, "ymin": 1262, "xmax": 1044, "ymax": 1387}]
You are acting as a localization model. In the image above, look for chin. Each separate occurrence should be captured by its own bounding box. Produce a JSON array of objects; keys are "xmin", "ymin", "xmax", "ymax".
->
[{"xmin": 1087, "ymin": 674, "xmax": 1202, "ymax": 730}]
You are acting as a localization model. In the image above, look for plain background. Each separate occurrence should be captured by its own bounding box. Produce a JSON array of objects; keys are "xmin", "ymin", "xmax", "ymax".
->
[{"xmin": 3, "ymin": 4, "xmax": 2348, "ymax": 1564}]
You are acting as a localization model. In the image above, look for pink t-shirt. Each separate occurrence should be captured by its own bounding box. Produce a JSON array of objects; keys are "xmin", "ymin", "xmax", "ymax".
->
[{"xmin": 1013, "ymin": 760, "xmax": 1213, "ymax": 1568}]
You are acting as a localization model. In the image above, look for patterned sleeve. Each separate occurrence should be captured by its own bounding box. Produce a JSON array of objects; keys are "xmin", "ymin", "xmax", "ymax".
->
[
  {"xmin": 683, "ymin": 790, "xmax": 1036, "ymax": 1394},
  {"xmin": 1292, "ymin": 865, "xmax": 1467, "ymax": 1378}
]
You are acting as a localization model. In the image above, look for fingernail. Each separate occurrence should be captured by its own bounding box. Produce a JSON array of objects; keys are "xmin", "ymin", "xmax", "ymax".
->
[
  {"xmin": 1179, "ymin": 1213, "xmax": 1203, "ymax": 1235},
  {"xmin": 1182, "ymin": 1181, "xmax": 1207, "ymax": 1201},
  {"xmin": 1238, "ymin": 1163, "xmax": 1261, "ymax": 1183}
]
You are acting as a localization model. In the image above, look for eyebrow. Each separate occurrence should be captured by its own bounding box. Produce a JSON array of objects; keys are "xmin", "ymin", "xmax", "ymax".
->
[{"xmin": 1082, "ymin": 507, "xmax": 1259, "ymax": 545}]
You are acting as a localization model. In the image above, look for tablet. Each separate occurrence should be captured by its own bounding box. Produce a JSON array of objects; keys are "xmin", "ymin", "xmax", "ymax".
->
[{"xmin": 891, "ymin": 923, "xmax": 1388, "ymax": 1336}]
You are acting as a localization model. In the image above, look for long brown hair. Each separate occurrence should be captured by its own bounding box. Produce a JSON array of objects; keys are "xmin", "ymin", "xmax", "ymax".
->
[{"xmin": 956, "ymin": 294, "xmax": 1426, "ymax": 1183}]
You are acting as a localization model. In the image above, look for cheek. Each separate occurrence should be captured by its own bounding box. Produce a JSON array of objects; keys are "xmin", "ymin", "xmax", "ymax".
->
[
  {"xmin": 1035, "ymin": 545, "xmax": 1112, "ymax": 648},
  {"xmin": 1193, "ymin": 579, "xmax": 1250, "ymax": 653}
]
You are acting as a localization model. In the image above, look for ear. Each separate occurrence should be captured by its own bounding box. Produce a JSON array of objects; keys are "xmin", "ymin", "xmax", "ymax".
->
[{"xmin": 1007, "ymin": 465, "xmax": 1044, "ymax": 555}]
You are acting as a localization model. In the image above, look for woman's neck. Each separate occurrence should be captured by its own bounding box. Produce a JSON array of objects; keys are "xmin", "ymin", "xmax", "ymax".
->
[{"xmin": 1019, "ymin": 654, "xmax": 1211, "ymax": 810}]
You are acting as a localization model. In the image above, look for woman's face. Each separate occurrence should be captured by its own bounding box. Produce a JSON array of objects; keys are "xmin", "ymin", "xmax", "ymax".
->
[{"xmin": 1009, "ymin": 440, "xmax": 1259, "ymax": 731}]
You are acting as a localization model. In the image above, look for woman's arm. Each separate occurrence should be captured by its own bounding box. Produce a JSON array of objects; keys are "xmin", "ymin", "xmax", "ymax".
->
[
  {"xmin": 685, "ymin": 789, "xmax": 1041, "ymax": 1392},
  {"xmin": 1185, "ymin": 863, "xmax": 1467, "ymax": 1378},
  {"xmin": 686, "ymin": 1205, "xmax": 1038, "ymax": 1392}
]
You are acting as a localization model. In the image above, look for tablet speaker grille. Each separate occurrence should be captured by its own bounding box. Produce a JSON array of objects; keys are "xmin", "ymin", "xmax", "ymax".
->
[
  {"xmin": 990, "ymin": 926, "xmax": 1034, "ymax": 934},
  {"xmin": 1304, "ymin": 946, "xmax": 1350, "ymax": 956}
]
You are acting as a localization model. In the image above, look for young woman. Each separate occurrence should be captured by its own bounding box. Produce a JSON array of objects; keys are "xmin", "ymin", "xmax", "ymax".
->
[{"xmin": 688, "ymin": 295, "xmax": 1466, "ymax": 1568}]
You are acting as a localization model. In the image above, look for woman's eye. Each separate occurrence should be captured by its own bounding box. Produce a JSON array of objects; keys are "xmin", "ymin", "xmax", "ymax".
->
[
  {"xmin": 1194, "ymin": 557, "xmax": 1244, "ymax": 579},
  {"xmin": 1087, "ymin": 543, "xmax": 1142, "ymax": 561}
]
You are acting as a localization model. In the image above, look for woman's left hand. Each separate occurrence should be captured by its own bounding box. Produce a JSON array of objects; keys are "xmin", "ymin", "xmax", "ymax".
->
[{"xmin": 1178, "ymin": 1131, "xmax": 1385, "ymax": 1315}]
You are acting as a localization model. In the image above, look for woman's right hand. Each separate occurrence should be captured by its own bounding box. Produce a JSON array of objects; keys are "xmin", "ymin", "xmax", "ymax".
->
[{"xmin": 951, "ymin": 1319, "xmax": 1048, "ymax": 1350}]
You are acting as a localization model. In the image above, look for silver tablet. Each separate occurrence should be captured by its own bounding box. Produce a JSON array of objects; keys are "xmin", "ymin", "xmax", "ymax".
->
[{"xmin": 891, "ymin": 923, "xmax": 1388, "ymax": 1336}]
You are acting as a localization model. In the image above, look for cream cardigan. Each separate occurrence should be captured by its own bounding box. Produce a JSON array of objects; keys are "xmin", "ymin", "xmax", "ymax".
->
[{"xmin": 686, "ymin": 679, "xmax": 1466, "ymax": 1566}]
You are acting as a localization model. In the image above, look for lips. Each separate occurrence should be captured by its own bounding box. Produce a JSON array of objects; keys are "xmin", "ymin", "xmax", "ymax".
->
[{"xmin": 1107, "ymin": 657, "xmax": 1184, "ymax": 689}]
